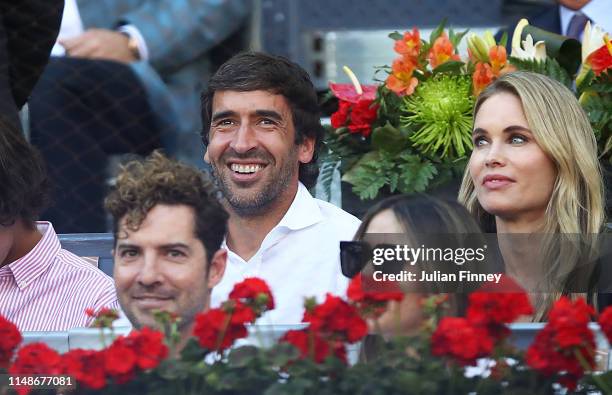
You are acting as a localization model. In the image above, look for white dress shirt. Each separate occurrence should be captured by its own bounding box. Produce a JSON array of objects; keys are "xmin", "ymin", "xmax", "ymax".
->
[
  {"xmin": 560, "ymin": 0, "xmax": 612, "ymax": 38},
  {"xmin": 211, "ymin": 183, "xmax": 361, "ymax": 324}
]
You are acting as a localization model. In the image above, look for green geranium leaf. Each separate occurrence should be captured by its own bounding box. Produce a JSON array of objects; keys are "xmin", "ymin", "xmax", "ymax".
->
[
  {"xmin": 228, "ymin": 345, "xmax": 259, "ymax": 368},
  {"xmin": 371, "ymin": 122, "xmax": 408, "ymax": 153},
  {"xmin": 180, "ymin": 338, "xmax": 207, "ymax": 362}
]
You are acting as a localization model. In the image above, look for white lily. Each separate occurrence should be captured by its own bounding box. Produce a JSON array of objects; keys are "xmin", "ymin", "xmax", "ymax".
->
[
  {"xmin": 511, "ymin": 18, "xmax": 547, "ymax": 61},
  {"xmin": 582, "ymin": 21, "xmax": 606, "ymax": 63}
]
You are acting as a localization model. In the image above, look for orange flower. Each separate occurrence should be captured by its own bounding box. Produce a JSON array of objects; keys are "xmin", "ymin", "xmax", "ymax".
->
[
  {"xmin": 394, "ymin": 27, "xmax": 421, "ymax": 59},
  {"xmin": 488, "ymin": 45, "xmax": 507, "ymax": 75},
  {"xmin": 472, "ymin": 62, "xmax": 494, "ymax": 96},
  {"xmin": 586, "ymin": 36, "xmax": 612, "ymax": 76},
  {"xmin": 428, "ymin": 32, "xmax": 460, "ymax": 69},
  {"xmin": 386, "ymin": 56, "xmax": 419, "ymax": 96}
]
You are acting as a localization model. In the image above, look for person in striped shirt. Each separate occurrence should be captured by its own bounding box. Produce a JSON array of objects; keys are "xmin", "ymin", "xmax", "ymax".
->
[
  {"xmin": 105, "ymin": 152, "xmax": 228, "ymax": 351},
  {"xmin": 0, "ymin": 119, "xmax": 120, "ymax": 331}
]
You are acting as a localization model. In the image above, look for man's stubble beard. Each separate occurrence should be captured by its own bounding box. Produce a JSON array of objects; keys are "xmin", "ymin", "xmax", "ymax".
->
[{"xmin": 211, "ymin": 147, "xmax": 299, "ymax": 217}]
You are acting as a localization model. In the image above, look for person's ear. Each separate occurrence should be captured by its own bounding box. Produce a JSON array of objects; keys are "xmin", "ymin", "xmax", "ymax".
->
[
  {"xmin": 207, "ymin": 249, "xmax": 227, "ymax": 289},
  {"xmin": 204, "ymin": 147, "xmax": 210, "ymax": 163},
  {"xmin": 298, "ymin": 136, "xmax": 315, "ymax": 164}
]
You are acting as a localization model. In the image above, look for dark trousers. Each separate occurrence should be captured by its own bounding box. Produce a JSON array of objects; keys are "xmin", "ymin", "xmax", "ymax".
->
[{"xmin": 30, "ymin": 57, "xmax": 161, "ymax": 233}]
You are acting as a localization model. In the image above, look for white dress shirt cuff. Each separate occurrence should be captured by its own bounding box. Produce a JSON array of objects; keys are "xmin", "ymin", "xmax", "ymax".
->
[{"xmin": 117, "ymin": 24, "xmax": 149, "ymax": 61}]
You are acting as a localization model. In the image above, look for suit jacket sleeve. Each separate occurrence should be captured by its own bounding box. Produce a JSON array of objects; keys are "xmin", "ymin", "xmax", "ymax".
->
[{"xmin": 119, "ymin": 0, "xmax": 251, "ymax": 73}]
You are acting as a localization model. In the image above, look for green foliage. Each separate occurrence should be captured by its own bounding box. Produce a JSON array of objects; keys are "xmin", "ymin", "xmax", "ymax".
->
[
  {"xmin": 342, "ymin": 150, "xmax": 438, "ymax": 200},
  {"xmin": 508, "ymin": 56, "xmax": 573, "ymax": 88}
]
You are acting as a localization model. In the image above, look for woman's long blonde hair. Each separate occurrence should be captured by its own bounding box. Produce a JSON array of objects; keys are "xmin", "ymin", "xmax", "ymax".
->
[{"xmin": 458, "ymin": 71, "xmax": 605, "ymax": 319}]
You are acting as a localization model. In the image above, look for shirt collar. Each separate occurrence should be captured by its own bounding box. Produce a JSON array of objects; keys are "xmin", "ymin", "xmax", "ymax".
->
[
  {"xmin": 560, "ymin": 0, "xmax": 612, "ymax": 36},
  {"xmin": 7, "ymin": 222, "xmax": 60, "ymax": 290},
  {"xmin": 275, "ymin": 182, "xmax": 324, "ymax": 231}
]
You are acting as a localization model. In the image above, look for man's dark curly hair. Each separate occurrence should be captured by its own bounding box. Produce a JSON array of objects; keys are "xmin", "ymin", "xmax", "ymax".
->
[
  {"xmin": 201, "ymin": 51, "xmax": 324, "ymax": 189},
  {"xmin": 0, "ymin": 118, "xmax": 50, "ymax": 227},
  {"xmin": 104, "ymin": 151, "xmax": 228, "ymax": 261}
]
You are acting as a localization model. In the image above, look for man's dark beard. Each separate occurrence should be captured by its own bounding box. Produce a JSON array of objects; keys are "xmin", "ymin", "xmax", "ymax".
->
[{"xmin": 211, "ymin": 148, "xmax": 298, "ymax": 217}]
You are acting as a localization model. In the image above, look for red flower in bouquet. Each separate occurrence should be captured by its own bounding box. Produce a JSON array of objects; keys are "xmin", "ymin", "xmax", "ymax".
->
[
  {"xmin": 598, "ymin": 305, "xmax": 612, "ymax": 343},
  {"xmin": 346, "ymin": 99, "xmax": 379, "ymax": 137},
  {"xmin": 472, "ymin": 62, "xmax": 494, "ymax": 96},
  {"xmin": 347, "ymin": 274, "xmax": 404, "ymax": 318},
  {"xmin": 193, "ymin": 301, "xmax": 255, "ymax": 352},
  {"xmin": 394, "ymin": 27, "xmax": 421, "ymax": 59},
  {"xmin": 61, "ymin": 349, "xmax": 107, "ymax": 390},
  {"xmin": 329, "ymin": 82, "xmax": 379, "ymax": 138},
  {"xmin": 431, "ymin": 317, "xmax": 494, "ymax": 366},
  {"xmin": 0, "ymin": 315, "xmax": 22, "ymax": 369},
  {"xmin": 303, "ymin": 293, "xmax": 368, "ymax": 343},
  {"xmin": 526, "ymin": 297, "xmax": 596, "ymax": 390},
  {"xmin": 466, "ymin": 276, "xmax": 533, "ymax": 340},
  {"xmin": 428, "ymin": 32, "xmax": 460, "ymax": 69},
  {"xmin": 280, "ymin": 329, "xmax": 347, "ymax": 364},
  {"xmin": 85, "ymin": 307, "xmax": 120, "ymax": 328},
  {"xmin": 229, "ymin": 277, "xmax": 275, "ymax": 313},
  {"xmin": 386, "ymin": 56, "xmax": 419, "ymax": 96},
  {"xmin": 586, "ymin": 37, "xmax": 612, "ymax": 76}
]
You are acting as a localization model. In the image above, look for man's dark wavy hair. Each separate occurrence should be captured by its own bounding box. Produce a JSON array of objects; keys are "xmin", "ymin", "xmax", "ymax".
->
[
  {"xmin": 0, "ymin": 118, "xmax": 49, "ymax": 227},
  {"xmin": 201, "ymin": 51, "xmax": 323, "ymax": 189}
]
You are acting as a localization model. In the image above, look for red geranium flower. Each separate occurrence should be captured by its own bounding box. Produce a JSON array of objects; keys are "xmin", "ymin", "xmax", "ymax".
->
[
  {"xmin": 0, "ymin": 315, "xmax": 22, "ymax": 369},
  {"xmin": 303, "ymin": 294, "xmax": 368, "ymax": 343},
  {"xmin": 431, "ymin": 317, "xmax": 494, "ymax": 366},
  {"xmin": 466, "ymin": 276, "xmax": 533, "ymax": 340},
  {"xmin": 104, "ymin": 338, "xmax": 137, "ymax": 383},
  {"xmin": 125, "ymin": 327, "xmax": 168, "ymax": 370},
  {"xmin": 10, "ymin": 343, "xmax": 62, "ymax": 395},
  {"xmin": 61, "ymin": 349, "xmax": 107, "ymax": 390},
  {"xmin": 193, "ymin": 302, "xmax": 255, "ymax": 352},
  {"xmin": 347, "ymin": 274, "xmax": 404, "ymax": 318},
  {"xmin": 229, "ymin": 277, "xmax": 275, "ymax": 312},
  {"xmin": 526, "ymin": 297, "xmax": 596, "ymax": 390},
  {"xmin": 280, "ymin": 329, "xmax": 346, "ymax": 364}
]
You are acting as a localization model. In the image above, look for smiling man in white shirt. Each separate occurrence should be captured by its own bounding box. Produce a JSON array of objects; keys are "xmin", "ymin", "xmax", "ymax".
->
[{"xmin": 202, "ymin": 52, "xmax": 361, "ymax": 324}]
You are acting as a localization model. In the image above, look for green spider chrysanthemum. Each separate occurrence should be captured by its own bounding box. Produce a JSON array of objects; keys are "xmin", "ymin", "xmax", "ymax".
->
[{"xmin": 400, "ymin": 75, "xmax": 474, "ymax": 158}]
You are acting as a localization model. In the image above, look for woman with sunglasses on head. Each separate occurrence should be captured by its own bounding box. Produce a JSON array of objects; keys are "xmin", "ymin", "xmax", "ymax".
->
[
  {"xmin": 458, "ymin": 71, "xmax": 607, "ymax": 320},
  {"xmin": 342, "ymin": 194, "xmax": 491, "ymax": 336}
]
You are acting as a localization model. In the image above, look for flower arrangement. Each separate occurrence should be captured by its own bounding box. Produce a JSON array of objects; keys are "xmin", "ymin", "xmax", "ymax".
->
[
  {"xmin": 3, "ymin": 276, "xmax": 612, "ymax": 394},
  {"xmin": 320, "ymin": 20, "xmax": 612, "ymax": 201}
]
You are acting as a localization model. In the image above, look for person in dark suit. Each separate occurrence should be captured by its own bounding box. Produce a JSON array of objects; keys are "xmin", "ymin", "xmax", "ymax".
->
[
  {"xmin": 29, "ymin": 0, "xmax": 251, "ymax": 233},
  {"xmin": 0, "ymin": 1, "xmax": 63, "ymax": 126},
  {"xmin": 498, "ymin": 0, "xmax": 611, "ymax": 51}
]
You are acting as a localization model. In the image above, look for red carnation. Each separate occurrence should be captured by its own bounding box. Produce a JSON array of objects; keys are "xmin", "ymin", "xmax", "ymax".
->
[
  {"xmin": 331, "ymin": 100, "xmax": 351, "ymax": 128},
  {"xmin": 280, "ymin": 329, "xmax": 346, "ymax": 364},
  {"xmin": 303, "ymin": 294, "xmax": 368, "ymax": 343},
  {"xmin": 347, "ymin": 99, "xmax": 379, "ymax": 138},
  {"xmin": 431, "ymin": 317, "xmax": 494, "ymax": 366},
  {"xmin": 598, "ymin": 306, "xmax": 612, "ymax": 344},
  {"xmin": 0, "ymin": 315, "xmax": 22, "ymax": 369},
  {"xmin": 229, "ymin": 277, "xmax": 275, "ymax": 313},
  {"xmin": 61, "ymin": 349, "xmax": 106, "ymax": 390}
]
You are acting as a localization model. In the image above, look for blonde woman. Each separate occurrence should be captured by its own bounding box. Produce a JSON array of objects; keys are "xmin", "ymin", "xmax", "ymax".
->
[{"xmin": 458, "ymin": 71, "xmax": 606, "ymax": 320}]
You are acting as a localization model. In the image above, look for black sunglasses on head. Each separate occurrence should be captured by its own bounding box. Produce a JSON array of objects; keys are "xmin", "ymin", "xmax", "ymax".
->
[{"xmin": 340, "ymin": 241, "xmax": 398, "ymax": 278}]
